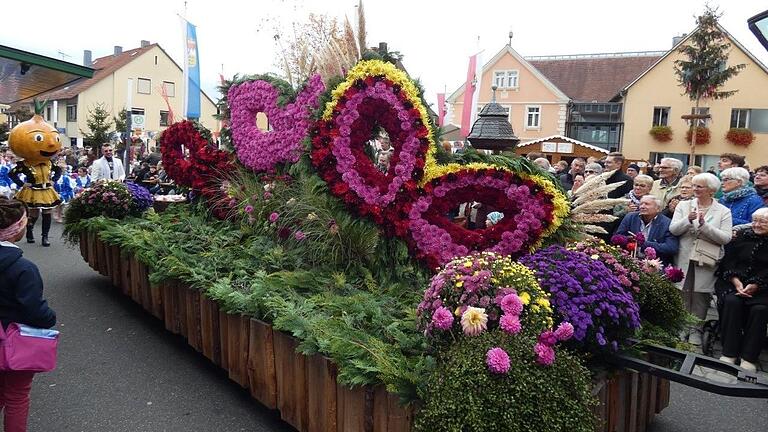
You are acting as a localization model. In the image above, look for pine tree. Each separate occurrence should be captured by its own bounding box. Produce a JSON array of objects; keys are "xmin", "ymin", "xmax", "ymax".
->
[
  {"xmin": 674, "ymin": 6, "xmax": 745, "ymax": 163},
  {"xmin": 81, "ymin": 103, "xmax": 114, "ymax": 156},
  {"xmin": 0, "ymin": 122, "xmax": 9, "ymax": 143}
]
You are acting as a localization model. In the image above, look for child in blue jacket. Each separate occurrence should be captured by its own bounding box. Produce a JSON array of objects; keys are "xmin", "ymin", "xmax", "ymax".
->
[{"xmin": 0, "ymin": 198, "xmax": 56, "ymax": 430}]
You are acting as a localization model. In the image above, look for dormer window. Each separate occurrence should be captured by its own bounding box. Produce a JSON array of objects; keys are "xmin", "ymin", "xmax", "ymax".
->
[{"xmin": 493, "ymin": 70, "xmax": 519, "ymax": 89}]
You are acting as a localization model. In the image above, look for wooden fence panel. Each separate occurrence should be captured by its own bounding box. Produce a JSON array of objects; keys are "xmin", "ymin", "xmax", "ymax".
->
[
  {"xmin": 274, "ymin": 331, "xmax": 308, "ymax": 431},
  {"xmin": 247, "ymin": 319, "xmax": 277, "ymax": 409}
]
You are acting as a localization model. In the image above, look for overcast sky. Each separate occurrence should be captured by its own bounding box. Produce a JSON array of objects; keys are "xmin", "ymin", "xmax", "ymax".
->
[{"xmin": 2, "ymin": 0, "xmax": 766, "ymax": 110}]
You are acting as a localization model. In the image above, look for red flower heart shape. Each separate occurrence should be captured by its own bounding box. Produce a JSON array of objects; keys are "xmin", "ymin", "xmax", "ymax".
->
[
  {"xmin": 312, "ymin": 76, "xmax": 430, "ymax": 221},
  {"xmin": 159, "ymin": 120, "xmax": 234, "ymax": 218}
]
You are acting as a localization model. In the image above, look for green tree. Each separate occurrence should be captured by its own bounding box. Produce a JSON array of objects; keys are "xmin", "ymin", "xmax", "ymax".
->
[
  {"xmin": 81, "ymin": 103, "xmax": 114, "ymax": 156},
  {"xmin": 674, "ymin": 6, "xmax": 745, "ymax": 163},
  {"xmin": 8, "ymin": 106, "xmax": 33, "ymax": 124},
  {"xmin": 113, "ymin": 109, "xmax": 128, "ymax": 134},
  {"xmin": 0, "ymin": 122, "xmax": 9, "ymax": 142}
]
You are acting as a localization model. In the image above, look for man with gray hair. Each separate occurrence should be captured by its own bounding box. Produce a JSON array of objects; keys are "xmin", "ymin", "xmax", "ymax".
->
[
  {"xmin": 650, "ymin": 157, "xmax": 684, "ymax": 208},
  {"xmin": 614, "ymin": 194, "xmax": 679, "ymax": 264}
]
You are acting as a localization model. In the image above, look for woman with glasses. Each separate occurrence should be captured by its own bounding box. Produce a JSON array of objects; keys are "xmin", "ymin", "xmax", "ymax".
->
[
  {"xmin": 583, "ymin": 162, "xmax": 603, "ymax": 179},
  {"xmin": 670, "ymin": 173, "xmax": 733, "ymax": 345},
  {"xmin": 719, "ymin": 167, "xmax": 764, "ymax": 226},
  {"xmin": 715, "ymin": 207, "xmax": 768, "ymax": 372},
  {"xmin": 663, "ymin": 176, "xmax": 695, "ymax": 218},
  {"xmin": 753, "ymin": 165, "xmax": 768, "ymax": 206}
]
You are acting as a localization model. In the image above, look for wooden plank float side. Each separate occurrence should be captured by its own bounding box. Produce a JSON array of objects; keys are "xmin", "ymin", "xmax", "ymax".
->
[
  {"xmin": 273, "ymin": 330, "xmax": 309, "ymax": 431},
  {"xmin": 200, "ymin": 296, "xmax": 222, "ymax": 366},
  {"xmin": 306, "ymin": 355, "xmax": 337, "ymax": 432},
  {"xmin": 247, "ymin": 318, "xmax": 276, "ymax": 409},
  {"xmin": 184, "ymin": 287, "xmax": 202, "ymax": 352},
  {"xmin": 82, "ymin": 240, "xmax": 672, "ymax": 432}
]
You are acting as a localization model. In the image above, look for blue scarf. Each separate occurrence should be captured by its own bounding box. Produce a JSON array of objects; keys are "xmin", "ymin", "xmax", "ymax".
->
[{"xmin": 721, "ymin": 186, "xmax": 756, "ymax": 203}]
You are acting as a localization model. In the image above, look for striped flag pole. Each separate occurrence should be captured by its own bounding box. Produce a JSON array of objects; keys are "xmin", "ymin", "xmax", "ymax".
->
[{"xmin": 437, "ymin": 93, "xmax": 446, "ymax": 127}]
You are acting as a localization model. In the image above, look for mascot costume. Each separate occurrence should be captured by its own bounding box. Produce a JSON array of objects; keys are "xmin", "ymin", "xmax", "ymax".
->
[{"xmin": 8, "ymin": 100, "xmax": 62, "ymax": 247}]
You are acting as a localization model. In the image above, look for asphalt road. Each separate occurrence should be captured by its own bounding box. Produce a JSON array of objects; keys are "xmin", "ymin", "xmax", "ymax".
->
[
  {"xmin": 22, "ymin": 222, "xmax": 294, "ymax": 432},
  {"xmin": 16, "ymin": 222, "xmax": 768, "ymax": 432}
]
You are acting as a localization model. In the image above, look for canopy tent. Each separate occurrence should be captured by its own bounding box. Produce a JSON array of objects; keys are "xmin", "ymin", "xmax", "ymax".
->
[{"xmin": 0, "ymin": 45, "xmax": 93, "ymax": 104}]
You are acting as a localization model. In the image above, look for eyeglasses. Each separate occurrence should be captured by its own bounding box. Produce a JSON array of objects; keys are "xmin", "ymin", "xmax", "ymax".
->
[
  {"xmin": 659, "ymin": 166, "xmax": 673, "ymax": 169},
  {"xmin": 721, "ymin": 177, "xmax": 736, "ymax": 182},
  {"xmin": 585, "ymin": 170, "xmax": 596, "ymax": 174}
]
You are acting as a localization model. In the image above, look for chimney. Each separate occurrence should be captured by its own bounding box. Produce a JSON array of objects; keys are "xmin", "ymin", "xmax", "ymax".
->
[
  {"xmin": 140, "ymin": 40, "xmax": 150, "ymax": 48},
  {"xmin": 672, "ymin": 34, "xmax": 687, "ymax": 47},
  {"xmin": 378, "ymin": 42, "xmax": 388, "ymax": 54},
  {"xmin": 114, "ymin": 45, "xmax": 123, "ymax": 56},
  {"xmin": 83, "ymin": 50, "xmax": 92, "ymax": 67}
]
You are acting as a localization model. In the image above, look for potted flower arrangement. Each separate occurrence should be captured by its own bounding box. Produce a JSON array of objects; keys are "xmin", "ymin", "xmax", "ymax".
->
[
  {"xmin": 685, "ymin": 126, "xmax": 711, "ymax": 145},
  {"xmin": 725, "ymin": 127, "xmax": 754, "ymax": 146},
  {"xmin": 649, "ymin": 125, "xmax": 673, "ymax": 142}
]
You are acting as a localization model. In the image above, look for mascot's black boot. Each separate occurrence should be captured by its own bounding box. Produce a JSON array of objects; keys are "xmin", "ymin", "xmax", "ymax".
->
[
  {"xmin": 26, "ymin": 218, "xmax": 37, "ymax": 243},
  {"xmin": 41, "ymin": 213, "xmax": 52, "ymax": 247}
]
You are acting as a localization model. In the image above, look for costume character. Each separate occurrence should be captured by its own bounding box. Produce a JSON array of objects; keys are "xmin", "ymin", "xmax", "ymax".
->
[{"xmin": 8, "ymin": 100, "xmax": 63, "ymax": 247}]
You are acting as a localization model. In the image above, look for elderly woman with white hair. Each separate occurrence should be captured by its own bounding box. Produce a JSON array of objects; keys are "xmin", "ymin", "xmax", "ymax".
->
[
  {"xmin": 719, "ymin": 167, "xmax": 764, "ymax": 226},
  {"xmin": 670, "ymin": 172, "xmax": 733, "ymax": 345},
  {"xmin": 715, "ymin": 207, "xmax": 768, "ymax": 372}
]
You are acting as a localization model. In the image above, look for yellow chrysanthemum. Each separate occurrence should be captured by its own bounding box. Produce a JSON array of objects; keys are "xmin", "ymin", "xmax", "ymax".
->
[{"xmin": 519, "ymin": 292, "xmax": 531, "ymax": 305}]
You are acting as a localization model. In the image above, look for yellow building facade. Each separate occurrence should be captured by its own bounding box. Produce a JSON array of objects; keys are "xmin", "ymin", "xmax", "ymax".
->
[
  {"xmin": 619, "ymin": 28, "xmax": 768, "ymax": 170},
  {"xmin": 15, "ymin": 43, "xmax": 218, "ymax": 149},
  {"xmin": 446, "ymin": 46, "xmax": 569, "ymax": 143}
]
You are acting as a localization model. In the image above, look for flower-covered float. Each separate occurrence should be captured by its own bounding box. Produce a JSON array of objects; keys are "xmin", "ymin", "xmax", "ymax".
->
[{"xmin": 66, "ymin": 49, "xmax": 688, "ymax": 431}]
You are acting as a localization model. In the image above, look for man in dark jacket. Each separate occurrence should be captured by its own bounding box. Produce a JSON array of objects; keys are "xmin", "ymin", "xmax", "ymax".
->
[
  {"xmin": 559, "ymin": 158, "xmax": 586, "ymax": 191},
  {"xmin": 614, "ymin": 195, "xmax": 679, "ymax": 265},
  {"xmin": 604, "ymin": 152, "xmax": 633, "ymax": 198}
]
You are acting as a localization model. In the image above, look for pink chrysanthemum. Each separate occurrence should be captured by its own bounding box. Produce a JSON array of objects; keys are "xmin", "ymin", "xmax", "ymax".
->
[
  {"xmin": 294, "ymin": 230, "xmax": 306, "ymax": 241},
  {"xmin": 500, "ymin": 293, "xmax": 523, "ymax": 316},
  {"xmin": 499, "ymin": 314, "xmax": 522, "ymax": 335},
  {"xmin": 431, "ymin": 307, "xmax": 454, "ymax": 331},
  {"xmin": 269, "ymin": 212, "xmax": 279, "ymax": 223},
  {"xmin": 554, "ymin": 322, "xmax": 574, "ymax": 342},
  {"xmin": 534, "ymin": 342, "xmax": 556, "ymax": 366},
  {"xmin": 486, "ymin": 347, "xmax": 511, "ymax": 374},
  {"xmin": 244, "ymin": 205, "xmax": 254, "ymax": 214},
  {"xmin": 538, "ymin": 330, "xmax": 558, "ymax": 346}
]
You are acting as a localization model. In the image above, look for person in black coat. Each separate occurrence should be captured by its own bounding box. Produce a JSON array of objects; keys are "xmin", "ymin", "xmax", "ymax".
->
[
  {"xmin": 0, "ymin": 198, "xmax": 56, "ymax": 430},
  {"xmin": 604, "ymin": 152, "xmax": 634, "ymax": 198},
  {"xmin": 715, "ymin": 208, "xmax": 768, "ymax": 372}
]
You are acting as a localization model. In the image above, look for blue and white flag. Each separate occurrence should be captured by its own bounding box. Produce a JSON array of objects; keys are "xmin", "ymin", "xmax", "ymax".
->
[{"xmin": 183, "ymin": 19, "xmax": 201, "ymax": 119}]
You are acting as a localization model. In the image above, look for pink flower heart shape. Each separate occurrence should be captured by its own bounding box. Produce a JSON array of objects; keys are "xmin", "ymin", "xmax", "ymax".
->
[{"xmin": 228, "ymin": 75, "xmax": 324, "ymax": 172}]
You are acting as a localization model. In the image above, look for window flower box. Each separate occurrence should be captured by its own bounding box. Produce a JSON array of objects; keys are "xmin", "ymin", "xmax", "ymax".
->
[
  {"xmin": 649, "ymin": 126, "xmax": 673, "ymax": 143},
  {"xmin": 685, "ymin": 126, "xmax": 711, "ymax": 145},
  {"xmin": 725, "ymin": 127, "xmax": 754, "ymax": 146}
]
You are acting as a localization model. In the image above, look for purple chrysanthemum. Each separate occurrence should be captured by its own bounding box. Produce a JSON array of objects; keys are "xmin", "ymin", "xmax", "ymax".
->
[
  {"xmin": 499, "ymin": 314, "xmax": 522, "ymax": 335},
  {"xmin": 534, "ymin": 342, "xmax": 556, "ymax": 366},
  {"xmin": 500, "ymin": 293, "xmax": 523, "ymax": 316},
  {"xmin": 431, "ymin": 307, "xmax": 454, "ymax": 331}
]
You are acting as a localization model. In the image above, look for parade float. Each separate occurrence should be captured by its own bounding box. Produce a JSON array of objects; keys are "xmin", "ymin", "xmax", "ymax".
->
[{"xmin": 65, "ymin": 55, "xmax": 693, "ymax": 431}]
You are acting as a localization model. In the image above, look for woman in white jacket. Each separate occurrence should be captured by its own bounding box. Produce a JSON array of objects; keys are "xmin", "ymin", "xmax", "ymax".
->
[{"xmin": 670, "ymin": 172, "xmax": 733, "ymax": 345}]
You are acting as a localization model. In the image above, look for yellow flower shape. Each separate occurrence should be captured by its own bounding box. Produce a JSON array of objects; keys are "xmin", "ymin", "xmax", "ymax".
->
[{"xmin": 519, "ymin": 292, "xmax": 531, "ymax": 305}]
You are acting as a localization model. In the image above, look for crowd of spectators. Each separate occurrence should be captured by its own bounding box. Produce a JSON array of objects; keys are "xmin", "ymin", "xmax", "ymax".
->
[{"xmin": 543, "ymin": 150, "xmax": 768, "ymax": 371}]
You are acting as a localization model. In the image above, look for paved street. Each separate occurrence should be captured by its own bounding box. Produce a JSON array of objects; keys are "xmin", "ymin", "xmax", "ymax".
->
[
  {"xmin": 16, "ymin": 222, "xmax": 768, "ymax": 431},
  {"xmin": 23, "ymin": 223, "xmax": 293, "ymax": 432}
]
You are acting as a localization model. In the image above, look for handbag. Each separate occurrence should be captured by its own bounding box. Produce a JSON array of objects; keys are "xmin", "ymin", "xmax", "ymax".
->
[
  {"xmin": 0, "ymin": 323, "xmax": 59, "ymax": 372},
  {"xmin": 693, "ymin": 238, "xmax": 721, "ymax": 268}
]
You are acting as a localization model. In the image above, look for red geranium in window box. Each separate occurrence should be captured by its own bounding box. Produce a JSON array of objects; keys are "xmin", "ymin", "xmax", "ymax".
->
[
  {"xmin": 725, "ymin": 127, "xmax": 754, "ymax": 146},
  {"xmin": 649, "ymin": 126, "xmax": 673, "ymax": 143},
  {"xmin": 685, "ymin": 126, "xmax": 710, "ymax": 145}
]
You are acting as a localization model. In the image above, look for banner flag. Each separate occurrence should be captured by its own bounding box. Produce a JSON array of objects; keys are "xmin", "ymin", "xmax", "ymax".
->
[
  {"xmin": 459, "ymin": 54, "xmax": 477, "ymax": 139},
  {"xmin": 183, "ymin": 19, "xmax": 201, "ymax": 119}
]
